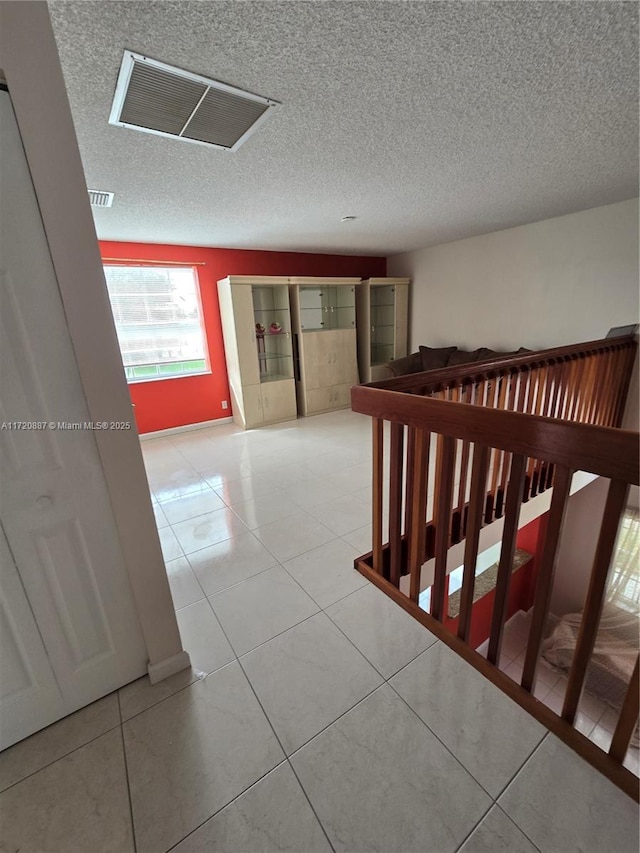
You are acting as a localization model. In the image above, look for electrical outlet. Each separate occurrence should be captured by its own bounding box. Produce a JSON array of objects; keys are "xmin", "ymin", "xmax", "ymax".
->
[{"xmin": 221, "ymin": 400, "xmax": 228, "ymax": 409}]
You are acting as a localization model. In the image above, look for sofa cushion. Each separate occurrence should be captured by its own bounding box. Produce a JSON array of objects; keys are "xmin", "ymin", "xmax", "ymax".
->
[
  {"xmin": 419, "ymin": 345, "xmax": 457, "ymax": 371},
  {"xmin": 387, "ymin": 351, "xmax": 424, "ymax": 377},
  {"xmin": 447, "ymin": 348, "xmax": 484, "ymax": 366}
]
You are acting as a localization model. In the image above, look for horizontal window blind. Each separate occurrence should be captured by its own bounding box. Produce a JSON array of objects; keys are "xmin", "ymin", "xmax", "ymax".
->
[{"xmin": 103, "ymin": 265, "xmax": 209, "ymax": 381}]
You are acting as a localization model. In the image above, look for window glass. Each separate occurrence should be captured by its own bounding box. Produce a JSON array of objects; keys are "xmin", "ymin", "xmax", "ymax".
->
[{"xmin": 103, "ymin": 265, "xmax": 209, "ymax": 382}]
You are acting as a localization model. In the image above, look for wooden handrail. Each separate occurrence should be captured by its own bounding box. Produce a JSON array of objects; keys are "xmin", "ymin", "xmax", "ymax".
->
[
  {"xmin": 351, "ymin": 387, "xmax": 639, "ymax": 484},
  {"xmin": 351, "ymin": 335, "xmax": 639, "ymax": 800}
]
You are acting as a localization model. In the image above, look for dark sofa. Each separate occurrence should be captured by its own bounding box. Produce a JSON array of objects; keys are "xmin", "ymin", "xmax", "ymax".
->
[{"xmin": 379, "ymin": 344, "xmax": 529, "ymax": 380}]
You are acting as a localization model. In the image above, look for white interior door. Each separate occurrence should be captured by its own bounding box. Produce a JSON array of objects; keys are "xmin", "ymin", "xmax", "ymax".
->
[
  {"xmin": 0, "ymin": 90, "xmax": 147, "ymax": 748},
  {"xmin": 0, "ymin": 525, "xmax": 66, "ymax": 748}
]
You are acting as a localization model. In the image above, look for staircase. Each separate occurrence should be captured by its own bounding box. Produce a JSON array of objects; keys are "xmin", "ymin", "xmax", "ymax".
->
[{"xmin": 351, "ymin": 333, "xmax": 639, "ymax": 801}]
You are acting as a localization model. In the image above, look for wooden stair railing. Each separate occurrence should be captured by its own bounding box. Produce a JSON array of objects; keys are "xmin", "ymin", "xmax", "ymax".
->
[{"xmin": 350, "ymin": 335, "xmax": 639, "ymax": 801}]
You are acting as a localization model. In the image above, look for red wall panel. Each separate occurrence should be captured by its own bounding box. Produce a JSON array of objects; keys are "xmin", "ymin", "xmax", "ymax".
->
[{"xmin": 99, "ymin": 241, "xmax": 385, "ymax": 433}]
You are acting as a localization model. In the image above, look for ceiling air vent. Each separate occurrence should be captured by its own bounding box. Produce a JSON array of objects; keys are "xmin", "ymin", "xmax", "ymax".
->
[
  {"xmin": 88, "ymin": 189, "xmax": 114, "ymax": 207},
  {"xmin": 109, "ymin": 51, "xmax": 279, "ymax": 152}
]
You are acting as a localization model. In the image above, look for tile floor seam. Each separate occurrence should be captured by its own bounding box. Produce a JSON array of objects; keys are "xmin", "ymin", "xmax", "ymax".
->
[
  {"xmin": 268, "ymin": 680, "xmax": 384, "ymax": 762},
  {"xmin": 496, "ymin": 804, "xmax": 544, "ymax": 853},
  {"xmin": 384, "ymin": 675, "xmax": 503, "ymax": 802},
  {"xmin": 230, "ymin": 652, "xmax": 339, "ymax": 851},
  {"xmin": 284, "ymin": 757, "xmax": 338, "ymax": 853},
  {"xmin": 117, "ymin": 692, "xmax": 138, "ymax": 853},
  {"xmin": 0, "ymin": 705, "xmax": 123, "ymax": 796},
  {"xmin": 323, "ymin": 599, "xmax": 439, "ymax": 683},
  {"xmin": 118, "ymin": 672, "xmax": 208, "ymax": 725},
  {"xmin": 209, "ymin": 592, "xmax": 321, "ymax": 659},
  {"xmin": 278, "ymin": 554, "xmax": 364, "ymax": 613},
  {"xmin": 169, "ymin": 529, "xmax": 248, "ymax": 560},
  {"xmin": 451, "ymin": 800, "xmax": 495, "ymax": 853},
  {"xmin": 162, "ymin": 759, "xmax": 292, "ymax": 853},
  {"xmin": 495, "ymin": 730, "xmax": 550, "ymax": 804},
  {"xmin": 182, "ymin": 550, "xmax": 276, "ymax": 599}
]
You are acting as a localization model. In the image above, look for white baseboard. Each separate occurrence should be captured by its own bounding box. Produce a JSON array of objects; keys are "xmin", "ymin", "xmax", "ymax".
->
[
  {"xmin": 147, "ymin": 649, "xmax": 192, "ymax": 684},
  {"xmin": 140, "ymin": 417, "xmax": 234, "ymax": 440}
]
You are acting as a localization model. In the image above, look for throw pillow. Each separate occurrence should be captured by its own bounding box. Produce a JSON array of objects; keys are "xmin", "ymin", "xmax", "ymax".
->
[{"xmin": 419, "ymin": 345, "xmax": 457, "ymax": 371}]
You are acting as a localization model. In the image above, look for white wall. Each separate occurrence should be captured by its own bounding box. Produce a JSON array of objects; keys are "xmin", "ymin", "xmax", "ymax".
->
[
  {"xmin": 550, "ymin": 477, "xmax": 610, "ymax": 618},
  {"xmin": 388, "ymin": 199, "xmax": 639, "ymax": 352}
]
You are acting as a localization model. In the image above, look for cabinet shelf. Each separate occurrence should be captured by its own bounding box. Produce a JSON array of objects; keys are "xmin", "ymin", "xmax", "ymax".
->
[
  {"xmin": 356, "ymin": 278, "xmax": 410, "ymax": 382},
  {"xmin": 217, "ymin": 276, "xmax": 297, "ymax": 429}
]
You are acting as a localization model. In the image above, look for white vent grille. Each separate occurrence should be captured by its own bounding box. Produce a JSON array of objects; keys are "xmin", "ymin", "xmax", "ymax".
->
[
  {"xmin": 88, "ymin": 189, "xmax": 114, "ymax": 208},
  {"xmin": 109, "ymin": 51, "xmax": 278, "ymax": 152}
]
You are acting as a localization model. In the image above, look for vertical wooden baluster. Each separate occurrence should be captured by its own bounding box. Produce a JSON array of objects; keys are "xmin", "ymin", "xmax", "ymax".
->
[
  {"xmin": 483, "ymin": 375, "xmax": 499, "ymax": 523},
  {"xmin": 458, "ymin": 444, "xmax": 490, "ymax": 643},
  {"xmin": 494, "ymin": 370, "xmax": 520, "ymax": 518},
  {"xmin": 516, "ymin": 367, "xmax": 530, "ymax": 413},
  {"xmin": 594, "ymin": 348, "xmax": 613, "ymax": 423},
  {"xmin": 578, "ymin": 354, "xmax": 596, "ymax": 423},
  {"xmin": 528, "ymin": 366, "xmax": 547, "ymax": 495},
  {"xmin": 613, "ymin": 344, "xmax": 638, "ymax": 427},
  {"xmin": 593, "ymin": 348, "xmax": 613, "ymax": 425},
  {"xmin": 557, "ymin": 357, "xmax": 576, "ymax": 420},
  {"xmin": 584, "ymin": 351, "xmax": 602, "ymax": 424},
  {"xmin": 606, "ymin": 347, "xmax": 624, "ymax": 426},
  {"xmin": 608, "ymin": 346, "xmax": 629, "ymax": 427},
  {"xmin": 431, "ymin": 435, "xmax": 456, "ymax": 621},
  {"xmin": 523, "ymin": 367, "xmax": 543, "ymax": 492},
  {"xmin": 521, "ymin": 465, "xmax": 573, "ymax": 692},
  {"xmin": 609, "ymin": 657, "xmax": 640, "ymax": 763},
  {"xmin": 541, "ymin": 360, "xmax": 555, "ymax": 418},
  {"xmin": 488, "ymin": 371, "xmax": 508, "ymax": 510},
  {"xmin": 455, "ymin": 383, "xmax": 472, "ymax": 538},
  {"xmin": 562, "ymin": 479, "xmax": 629, "ymax": 723},
  {"xmin": 404, "ymin": 425, "xmax": 416, "ymax": 558},
  {"xmin": 524, "ymin": 365, "xmax": 538, "ymax": 416},
  {"xmin": 408, "ymin": 428, "xmax": 430, "ymax": 603},
  {"xmin": 388, "ymin": 422, "xmax": 404, "ymax": 587},
  {"xmin": 600, "ymin": 347, "xmax": 618, "ymax": 427},
  {"xmin": 372, "ymin": 418, "xmax": 384, "ymax": 576},
  {"xmin": 487, "ymin": 454, "xmax": 527, "ymax": 665},
  {"xmin": 568, "ymin": 355, "xmax": 586, "ymax": 422},
  {"xmin": 550, "ymin": 358, "xmax": 567, "ymax": 419}
]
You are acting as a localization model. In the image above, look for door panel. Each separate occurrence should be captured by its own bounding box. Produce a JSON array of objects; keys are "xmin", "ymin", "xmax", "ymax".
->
[
  {"xmin": 242, "ymin": 384, "xmax": 264, "ymax": 429},
  {"xmin": 0, "ymin": 527, "xmax": 66, "ymax": 749},
  {"xmin": 306, "ymin": 387, "xmax": 334, "ymax": 414},
  {"xmin": 0, "ymin": 90, "xmax": 147, "ymax": 741},
  {"xmin": 262, "ymin": 380, "xmax": 297, "ymax": 423}
]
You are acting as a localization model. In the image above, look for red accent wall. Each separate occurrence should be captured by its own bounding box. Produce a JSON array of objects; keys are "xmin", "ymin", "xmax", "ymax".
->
[
  {"xmin": 99, "ymin": 241, "xmax": 386, "ymax": 433},
  {"xmin": 443, "ymin": 514, "xmax": 547, "ymax": 649}
]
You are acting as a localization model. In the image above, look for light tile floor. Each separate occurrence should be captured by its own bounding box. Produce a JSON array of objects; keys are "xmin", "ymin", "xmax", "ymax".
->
[
  {"xmin": 476, "ymin": 611, "xmax": 640, "ymax": 778},
  {"xmin": 1, "ymin": 410, "xmax": 638, "ymax": 852}
]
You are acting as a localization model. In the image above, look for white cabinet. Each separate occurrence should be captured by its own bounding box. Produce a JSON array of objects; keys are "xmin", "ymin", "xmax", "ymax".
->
[
  {"xmin": 356, "ymin": 277, "xmax": 410, "ymax": 382},
  {"xmin": 217, "ymin": 276, "xmax": 298, "ymax": 429},
  {"xmin": 289, "ymin": 278, "xmax": 360, "ymax": 416}
]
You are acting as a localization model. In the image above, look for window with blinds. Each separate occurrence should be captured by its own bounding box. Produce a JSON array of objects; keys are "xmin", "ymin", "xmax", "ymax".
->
[{"xmin": 103, "ymin": 265, "xmax": 209, "ymax": 382}]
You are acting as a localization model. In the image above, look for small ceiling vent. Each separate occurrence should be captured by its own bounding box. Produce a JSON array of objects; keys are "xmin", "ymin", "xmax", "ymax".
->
[
  {"xmin": 109, "ymin": 51, "xmax": 279, "ymax": 152},
  {"xmin": 88, "ymin": 189, "xmax": 114, "ymax": 208}
]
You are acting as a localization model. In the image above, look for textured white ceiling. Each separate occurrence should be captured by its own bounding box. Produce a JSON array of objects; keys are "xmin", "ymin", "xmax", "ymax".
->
[{"xmin": 49, "ymin": 1, "xmax": 638, "ymax": 256}]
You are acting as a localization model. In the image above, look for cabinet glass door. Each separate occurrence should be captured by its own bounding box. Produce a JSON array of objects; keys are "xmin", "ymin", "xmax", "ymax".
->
[
  {"xmin": 370, "ymin": 285, "xmax": 395, "ymax": 365},
  {"xmin": 299, "ymin": 286, "xmax": 356, "ymax": 331},
  {"xmin": 252, "ymin": 285, "xmax": 293, "ymax": 383}
]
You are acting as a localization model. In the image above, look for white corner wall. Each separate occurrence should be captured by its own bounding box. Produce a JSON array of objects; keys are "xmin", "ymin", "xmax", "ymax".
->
[{"xmin": 388, "ymin": 199, "xmax": 639, "ymax": 352}]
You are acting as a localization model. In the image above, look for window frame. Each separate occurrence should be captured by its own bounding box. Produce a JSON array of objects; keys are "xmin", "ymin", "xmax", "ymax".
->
[{"xmin": 103, "ymin": 262, "xmax": 211, "ymax": 384}]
